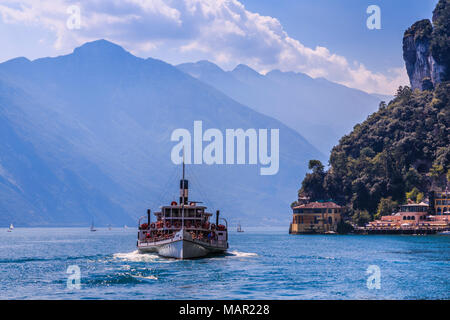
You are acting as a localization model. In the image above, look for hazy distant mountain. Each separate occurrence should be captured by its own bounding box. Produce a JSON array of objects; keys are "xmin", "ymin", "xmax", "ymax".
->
[
  {"xmin": 0, "ymin": 40, "xmax": 323, "ymax": 227},
  {"xmin": 177, "ymin": 61, "xmax": 385, "ymax": 154}
]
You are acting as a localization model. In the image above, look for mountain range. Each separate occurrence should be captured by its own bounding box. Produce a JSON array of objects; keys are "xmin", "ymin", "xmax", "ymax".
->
[
  {"xmin": 0, "ymin": 40, "xmax": 326, "ymax": 227},
  {"xmin": 177, "ymin": 60, "xmax": 387, "ymax": 154}
]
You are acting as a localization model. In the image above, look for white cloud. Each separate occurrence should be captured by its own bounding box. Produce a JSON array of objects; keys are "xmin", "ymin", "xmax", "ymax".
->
[{"xmin": 0, "ymin": 0, "xmax": 408, "ymax": 94}]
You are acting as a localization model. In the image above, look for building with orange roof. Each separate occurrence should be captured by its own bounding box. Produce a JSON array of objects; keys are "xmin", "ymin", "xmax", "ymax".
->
[
  {"xmin": 289, "ymin": 201, "xmax": 342, "ymax": 234},
  {"xmin": 364, "ymin": 202, "xmax": 450, "ymax": 234}
]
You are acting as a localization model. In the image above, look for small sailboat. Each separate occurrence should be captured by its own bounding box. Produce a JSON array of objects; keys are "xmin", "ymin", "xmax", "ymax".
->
[
  {"xmin": 90, "ymin": 222, "xmax": 97, "ymax": 232},
  {"xmin": 108, "ymin": 224, "xmax": 112, "ymax": 231},
  {"xmin": 237, "ymin": 222, "xmax": 244, "ymax": 232},
  {"xmin": 7, "ymin": 224, "xmax": 13, "ymax": 232}
]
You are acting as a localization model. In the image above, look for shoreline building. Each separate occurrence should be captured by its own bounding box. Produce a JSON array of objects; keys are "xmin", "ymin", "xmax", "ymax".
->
[
  {"xmin": 364, "ymin": 202, "xmax": 449, "ymax": 234},
  {"xmin": 290, "ymin": 201, "xmax": 342, "ymax": 234},
  {"xmin": 431, "ymin": 189, "xmax": 450, "ymax": 215}
]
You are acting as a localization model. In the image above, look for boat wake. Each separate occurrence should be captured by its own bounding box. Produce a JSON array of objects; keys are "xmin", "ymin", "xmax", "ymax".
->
[
  {"xmin": 132, "ymin": 275, "xmax": 158, "ymax": 281},
  {"xmin": 113, "ymin": 250, "xmax": 174, "ymax": 263},
  {"xmin": 228, "ymin": 250, "xmax": 258, "ymax": 258},
  {"xmin": 113, "ymin": 250, "xmax": 159, "ymax": 262}
]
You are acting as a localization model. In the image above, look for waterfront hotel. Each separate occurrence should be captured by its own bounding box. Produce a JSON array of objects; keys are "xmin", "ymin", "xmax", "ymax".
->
[
  {"xmin": 366, "ymin": 202, "xmax": 449, "ymax": 234},
  {"xmin": 290, "ymin": 200, "xmax": 342, "ymax": 234},
  {"xmin": 431, "ymin": 189, "xmax": 450, "ymax": 215}
]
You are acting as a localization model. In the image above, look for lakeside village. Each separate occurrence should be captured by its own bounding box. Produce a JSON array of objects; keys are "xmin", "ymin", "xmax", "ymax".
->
[{"xmin": 289, "ymin": 188, "xmax": 450, "ymax": 235}]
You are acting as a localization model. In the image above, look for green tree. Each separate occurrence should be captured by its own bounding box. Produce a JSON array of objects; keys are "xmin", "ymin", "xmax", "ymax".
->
[
  {"xmin": 300, "ymin": 160, "xmax": 327, "ymax": 201},
  {"xmin": 405, "ymin": 167, "xmax": 423, "ymax": 192},
  {"xmin": 375, "ymin": 197, "xmax": 398, "ymax": 219},
  {"xmin": 352, "ymin": 210, "xmax": 371, "ymax": 227},
  {"xmin": 406, "ymin": 187, "xmax": 425, "ymax": 203},
  {"xmin": 336, "ymin": 220, "xmax": 354, "ymax": 234}
]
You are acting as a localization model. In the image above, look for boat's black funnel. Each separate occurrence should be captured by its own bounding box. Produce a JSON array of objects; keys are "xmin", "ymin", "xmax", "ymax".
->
[
  {"xmin": 216, "ymin": 210, "xmax": 220, "ymax": 226},
  {"xmin": 180, "ymin": 179, "xmax": 189, "ymax": 205},
  {"xmin": 147, "ymin": 209, "xmax": 151, "ymax": 227}
]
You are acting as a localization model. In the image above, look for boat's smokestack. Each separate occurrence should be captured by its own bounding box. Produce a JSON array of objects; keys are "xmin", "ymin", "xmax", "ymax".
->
[
  {"xmin": 147, "ymin": 209, "xmax": 151, "ymax": 227},
  {"xmin": 216, "ymin": 210, "xmax": 220, "ymax": 226},
  {"xmin": 180, "ymin": 179, "xmax": 188, "ymax": 205}
]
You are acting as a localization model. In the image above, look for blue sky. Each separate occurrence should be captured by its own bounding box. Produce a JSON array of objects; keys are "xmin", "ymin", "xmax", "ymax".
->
[
  {"xmin": 240, "ymin": 0, "xmax": 438, "ymax": 73},
  {"xmin": 0, "ymin": 0, "xmax": 438, "ymax": 94}
]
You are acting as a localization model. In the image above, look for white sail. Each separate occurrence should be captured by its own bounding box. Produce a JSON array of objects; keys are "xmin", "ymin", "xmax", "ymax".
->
[{"xmin": 9, "ymin": 224, "xmax": 14, "ymax": 230}]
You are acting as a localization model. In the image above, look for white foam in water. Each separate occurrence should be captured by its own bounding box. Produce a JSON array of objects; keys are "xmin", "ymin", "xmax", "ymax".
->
[
  {"xmin": 229, "ymin": 250, "xmax": 258, "ymax": 257},
  {"xmin": 113, "ymin": 250, "xmax": 159, "ymax": 262},
  {"xmin": 133, "ymin": 275, "xmax": 158, "ymax": 281}
]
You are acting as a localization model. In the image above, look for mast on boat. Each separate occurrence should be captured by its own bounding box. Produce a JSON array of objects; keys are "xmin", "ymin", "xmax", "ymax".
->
[{"xmin": 180, "ymin": 146, "xmax": 187, "ymax": 227}]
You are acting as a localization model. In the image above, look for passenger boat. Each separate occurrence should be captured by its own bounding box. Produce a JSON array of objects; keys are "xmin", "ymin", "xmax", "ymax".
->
[{"xmin": 137, "ymin": 161, "xmax": 229, "ymax": 259}]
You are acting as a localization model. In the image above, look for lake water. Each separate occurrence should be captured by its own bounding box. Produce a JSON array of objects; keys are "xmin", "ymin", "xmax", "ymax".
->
[{"xmin": 0, "ymin": 228, "xmax": 448, "ymax": 299}]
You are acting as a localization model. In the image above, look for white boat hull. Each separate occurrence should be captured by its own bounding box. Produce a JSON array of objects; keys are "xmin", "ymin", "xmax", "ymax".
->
[{"xmin": 137, "ymin": 230, "xmax": 227, "ymax": 259}]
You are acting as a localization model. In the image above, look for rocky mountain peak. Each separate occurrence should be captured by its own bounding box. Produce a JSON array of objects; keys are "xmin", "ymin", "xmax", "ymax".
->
[{"xmin": 402, "ymin": 0, "xmax": 449, "ymax": 91}]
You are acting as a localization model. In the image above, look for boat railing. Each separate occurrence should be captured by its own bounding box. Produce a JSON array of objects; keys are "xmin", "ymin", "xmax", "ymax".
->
[{"xmin": 139, "ymin": 234, "xmax": 226, "ymax": 245}]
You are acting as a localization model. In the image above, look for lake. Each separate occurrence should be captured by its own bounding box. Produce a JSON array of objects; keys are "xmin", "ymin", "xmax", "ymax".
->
[{"xmin": 0, "ymin": 228, "xmax": 448, "ymax": 299}]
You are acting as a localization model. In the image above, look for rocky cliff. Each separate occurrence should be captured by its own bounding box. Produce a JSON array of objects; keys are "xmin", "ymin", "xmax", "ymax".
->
[{"xmin": 403, "ymin": 0, "xmax": 449, "ymax": 90}]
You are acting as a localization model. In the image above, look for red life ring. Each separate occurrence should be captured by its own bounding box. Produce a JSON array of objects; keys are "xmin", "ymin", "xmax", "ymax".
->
[
  {"xmin": 140, "ymin": 223, "xmax": 148, "ymax": 230},
  {"xmin": 171, "ymin": 201, "xmax": 177, "ymax": 206}
]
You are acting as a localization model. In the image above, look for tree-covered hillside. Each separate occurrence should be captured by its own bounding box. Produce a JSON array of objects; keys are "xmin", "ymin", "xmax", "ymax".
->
[
  {"xmin": 300, "ymin": 83, "xmax": 449, "ymax": 218},
  {"xmin": 298, "ymin": 0, "xmax": 450, "ymax": 223}
]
